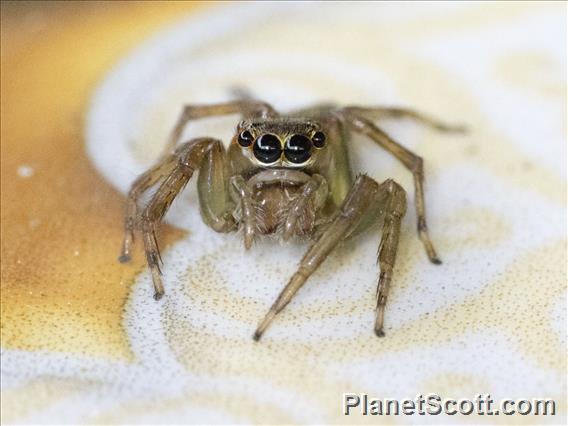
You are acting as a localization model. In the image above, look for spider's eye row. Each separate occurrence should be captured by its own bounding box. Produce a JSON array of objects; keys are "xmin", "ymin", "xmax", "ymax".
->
[
  {"xmin": 285, "ymin": 134, "xmax": 312, "ymax": 164},
  {"xmin": 312, "ymin": 131, "xmax": 326, "ymax": 148},
  {"xmin": 238, "ymin": 130, "xmax": 254, "ymax": 147},
  {"xmin": 248, "ymin": 132, "xmax": 323, "ymax": 165},
  {"xmin": 253, "ymin": 134, "xmax": 282, "ymax": 164}
]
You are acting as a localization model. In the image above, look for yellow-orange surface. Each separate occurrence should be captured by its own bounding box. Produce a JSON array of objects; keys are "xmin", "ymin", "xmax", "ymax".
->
[{"xmin": 1, "ymin": 1, "xmax": 203, "ymax": 360}]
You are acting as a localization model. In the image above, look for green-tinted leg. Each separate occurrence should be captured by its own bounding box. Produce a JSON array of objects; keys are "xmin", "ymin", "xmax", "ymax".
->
[
  {"xmin": 285, "ymin": 106, "xmax": 353, "ymax": 209},
  {"xmin": 321, "ymin": 115, "xmax": 354, "ymax": 209},
  {"xmin": 197, "ymin": 139, "xmax": 236, "ymax": 233}
]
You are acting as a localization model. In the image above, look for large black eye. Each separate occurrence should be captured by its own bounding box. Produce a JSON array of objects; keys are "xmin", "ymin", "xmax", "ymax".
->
[
  {"xmin": 238, "ymin": 130, "xmax": 254, "ymax": 147},
  {"xmin": 312, "ymin": 131, "xmax": 326, "ymax": 148},
  {"xmin": 253, "ymin": 134, "xmax": 282, "ymax": 164},
  {"xmin": 285, "ymin": 135, "xmax": 312, "ymax": 164}
]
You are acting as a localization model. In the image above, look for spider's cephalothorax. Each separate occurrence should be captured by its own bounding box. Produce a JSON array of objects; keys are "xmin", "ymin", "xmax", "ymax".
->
[
  {"xmin": 119, "ymin": 99, "xmax": 464, "ymax": 340},
  {"xmin": 234, "ymin": 118, "xmax": 327, "ymax": 168}
]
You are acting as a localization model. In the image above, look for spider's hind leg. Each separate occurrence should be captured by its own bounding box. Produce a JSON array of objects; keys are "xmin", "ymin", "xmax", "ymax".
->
[
  {"xmin": 345, "ymin": 106, "xmax": 467, "ymax": 133},
  {"xmin": 287, "ymin": 103, "xmax": 338, "ymax": 118},
  {"xmin": 165, "ymin": 101, "xmax": 277, "ymax": 156},
  {"xmin": 338, "ymin": 109, "xmax": 442, "ymax": 264}
]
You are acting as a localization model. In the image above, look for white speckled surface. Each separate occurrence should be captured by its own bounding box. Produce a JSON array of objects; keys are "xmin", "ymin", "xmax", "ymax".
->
[{"xmin": 3, "ymin": 2, "xmax": 566, "ymax": 424}]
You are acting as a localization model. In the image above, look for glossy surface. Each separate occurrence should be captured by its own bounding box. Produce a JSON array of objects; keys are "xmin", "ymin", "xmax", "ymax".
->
[
  {"xmin": 285, "ymin": 134, "xmax": 313, "ymax": 163},
  {"xmin": 252, "ymin": 133, "xmax": 283, "ymax": 164},
  {"xmin": 237, "ymin": 130, "xmax": 253, "ymax": 147},
  {"xmin": 312, "ymin": 131, "xmax": 326, "ymax": 148}
]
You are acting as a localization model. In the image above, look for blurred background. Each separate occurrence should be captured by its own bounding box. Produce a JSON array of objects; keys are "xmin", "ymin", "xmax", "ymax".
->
[{"xmin": 1, "ymin": 1, "xmax": 566, "ymax": 424}]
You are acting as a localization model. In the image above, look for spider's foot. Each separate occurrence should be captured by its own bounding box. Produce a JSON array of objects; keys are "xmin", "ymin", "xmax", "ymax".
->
[
  {"xmin": 374, "ymin": 328, "xmax": 385, "ymax": 338},
  {"xmin": 430, "ymin": 256, "xmax": 442, "ymax": 265},
  {"xmin": 424, "ymin": 246, "xmax": 442, "ymax": 265},
  {"xmin": 418, "ymin": 220, "xmax": 442, "ymax": 264},
  {"xmin": 150, "ymin": 268, "xmax": 165, "ymax": 301},
  {"xmin": 118, "ymin": 254, "xmax": 131, "ymax": 263},
  {"xmin": 374, "ymin": 307, "xmax": 386, "ymax": 338},
  {"xmin": 253, "ymin": 309, "xmax": 277, "ymax": 342}
]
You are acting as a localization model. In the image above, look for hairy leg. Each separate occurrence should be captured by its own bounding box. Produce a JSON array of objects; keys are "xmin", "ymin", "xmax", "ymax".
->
[
  {"xmin": 320, "ymin": 115, "xmax": 354, "ymax": 209},
  {"xmin": 119, "ymin": 157, "xmax": 177, "ymax": 263},
  {"xmin": 337, "ymin": 109, "xmax": 441, "ymax": 264},
  {"xmin": 164, "ymin": 101, "xmax": 277, "ymax": 156},
  {"xmin": 254, "ymin": 175, "xmax": 407, "ymax": 340},
  {"xmin": 372, "ymin": 180, "xmax": 406, "ymax": 336},
  {"xmin": 344, "ymin": 106, "xmax": 466, "ymax": 133},
  {"xmin": 125, "ymin": 138, "xmax": 221, "ymax": 299},
  {"xmin": 286, "ymin": 103, "xmax": 337, "ymax": 118},
  {"xmin": 333, "ymin": 177, "xmax": 407, "ymax": 336}
]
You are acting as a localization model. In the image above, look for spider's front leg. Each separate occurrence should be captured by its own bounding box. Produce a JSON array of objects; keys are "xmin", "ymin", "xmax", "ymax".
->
[
  {"xmin": 254, "ymin": 175, "xmax": 407, "ymax": 340},
  {"xmin": 122, "ymin": 137, "xmax": 226, "ymax": 300},
  {"xmin": 164, "ymin": 101, "xmax": 277, "ymax": 156},
  {"xmin": 119, "ymin": 157, "xmax": 178, "ymax": 263}
]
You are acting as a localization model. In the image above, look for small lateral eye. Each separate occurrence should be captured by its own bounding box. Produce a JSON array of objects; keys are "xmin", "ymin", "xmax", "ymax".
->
[
  {"xmin": 285, "ymin": 134, "xmax": 312, "ymax": 164},
  {"xmin": 312, "ymin": 131, "xmax": 326, "ymax": 148},
  {"xmin": 238, "ymin": 130, "xmax": 254, "ymax": 147}
]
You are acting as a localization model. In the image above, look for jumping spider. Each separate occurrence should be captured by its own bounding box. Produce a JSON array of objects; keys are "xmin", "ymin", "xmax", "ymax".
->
[{"xmin": 119, "ymin": 99, "xmax": 464, "ymax": 340}]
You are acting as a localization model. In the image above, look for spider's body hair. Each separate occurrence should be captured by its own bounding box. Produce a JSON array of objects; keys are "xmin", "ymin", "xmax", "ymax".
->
[
  {"xmin": 234, "ymin": 181, "xmax": 316, "ymax": 242},
  {"xmin": 239, "ymin": 117, "xmax": 321, "ymax": 138}
]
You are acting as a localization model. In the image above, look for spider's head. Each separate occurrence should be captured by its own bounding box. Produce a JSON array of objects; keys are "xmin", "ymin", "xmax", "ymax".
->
[{"xmin": 232, "ymin": 118, "xmax": 327, "ymax": 168}]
